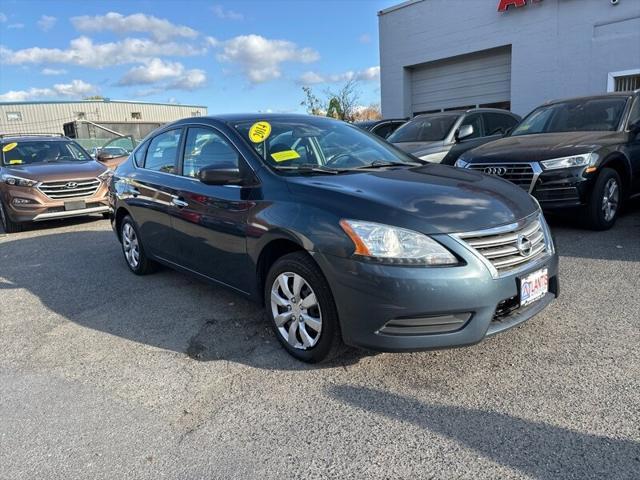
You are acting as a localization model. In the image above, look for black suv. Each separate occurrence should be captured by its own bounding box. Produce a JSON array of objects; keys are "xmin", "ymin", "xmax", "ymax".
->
[{"xmin": 456, "ymin": 91, "xmax": 640, "ymax": 230}]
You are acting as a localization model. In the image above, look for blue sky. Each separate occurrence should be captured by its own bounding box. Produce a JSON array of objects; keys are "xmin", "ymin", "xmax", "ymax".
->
[{"xmin": 0, "ymin": 0, "xmax": 397, "ymax": 113}]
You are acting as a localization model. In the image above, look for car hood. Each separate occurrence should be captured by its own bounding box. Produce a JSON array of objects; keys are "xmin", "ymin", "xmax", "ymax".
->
[
  {"xmin": 3, "ymin": 161, "xmax": 107, "ymax": 181},
  {"xmin": 286, "ymin": 164, "xmax": 539, "ymax": 235},
  {"xmin": 465, "ymin": 131, "xmax": 624, "ymax": 163},
  {"xmin": 391, "ymin": 140, "xmax": 445, "ymax": 154}
]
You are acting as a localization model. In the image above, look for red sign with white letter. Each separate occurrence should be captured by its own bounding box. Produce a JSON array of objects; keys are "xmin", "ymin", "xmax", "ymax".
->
[{"xmin": 497, "ymin": 0, "xmax": 542, "ymax": 12}]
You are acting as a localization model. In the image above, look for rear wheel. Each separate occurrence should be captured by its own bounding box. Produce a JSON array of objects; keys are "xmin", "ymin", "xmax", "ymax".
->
[
  {"xmin": 265, "ymin": 252, "xmax": 343, "ymax": 363},
  {"xmin": 586, "ymin": 168, "xmax": 621, "ymax": 230},
  {"xmin": 120, "ymin": 215, "xmax": 156, "ymax": 275},
  {"xmin": 0, "ymin": 199, "xmax": 23, "ymax": 233}
]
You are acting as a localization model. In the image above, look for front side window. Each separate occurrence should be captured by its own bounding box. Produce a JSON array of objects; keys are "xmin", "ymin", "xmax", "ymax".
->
[
  {"xmin": 182, "ymin": 127, "xmax": 238, "ymax": 178},
  {"xmin": 144, "ymin": 129, "xmax": 181, "ymax": 174},
  {"xmin": 512, "ymin": 97, "xmax": 628, "ymax": 136},
  {"xmin": 1, "ymin": 140, "xmax": 92, "ymax": 166},
  {"xmin": 387, "ymin": 114, "xmax": 458, "ymax": 143},
  {"xmin": 484, "ymin": 113, "xmax": 518, "ymax": 136},
  {"xmin": 233, "ymin": 118, "xmax": 419, "ymax": 173}
]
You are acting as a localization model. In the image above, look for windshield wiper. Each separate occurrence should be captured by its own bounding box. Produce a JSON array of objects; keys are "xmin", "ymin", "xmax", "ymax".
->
[
  {"xmin": 273, "ymin": 164, "xmax": 344, "ymax": 175},
  {"xmin": 352, "ymin": 160, "xmax": 420, "ymax": 170}
]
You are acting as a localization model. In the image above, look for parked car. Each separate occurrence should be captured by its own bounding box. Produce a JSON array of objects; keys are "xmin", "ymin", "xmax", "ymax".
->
[
  {"xmin": 91, "ymin": 146, "xmax": 129, "ymax": 159},
  {"xmin": 455, "ymin": 91, "xmax": 640, "ymax": 230},
  {"xmin": 92, "ymin": 135, "xmax": 137, "ymax": 169},
  {"xmin": 110, "ymin": 114, "xmax": 558, "ymax": 362},
  {"xmin": 0, "ymin": 134, "xmax": 113, "ymax": 233},
  {"xmin": 354, "ymin": 119, "xmax": 406, "ymax": 139},
  {"xmin": 387, "ymin": 108, "xmax": 520, "ymax": 164}
]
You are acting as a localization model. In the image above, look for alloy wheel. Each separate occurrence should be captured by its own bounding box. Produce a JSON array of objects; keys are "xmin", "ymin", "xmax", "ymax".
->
[
  {"xmin": 270, "ymin": 272, "xmax": 322, "ymax": 350},
  {"xmin": 122, "ymin": 223, "xmax": 140, "ymax": 269},
  {"xmin": 601, "ymin": 178, "xmax": 619, "ymax": 222}
]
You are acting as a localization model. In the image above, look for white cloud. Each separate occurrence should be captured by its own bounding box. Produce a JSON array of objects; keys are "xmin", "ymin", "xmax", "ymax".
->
[
  {"xmin": 71, "ymin": 12, "xmax": 198, "ymax": 42},
  {"xmin": 7, "ymin": 23, "xmax": 24, "ymax": 29},
  {"xmin": 299, "ymin": 66, "xmax": 380, "ymax": 85},
  {"xmin": 217, "ymin": 34, "xmax": 319, "ymax": 84},
  {"xmin": 358, "ymin": 33, "xmax": 371, "ymax": 44},
  {"xmin": 0, "ymin": 36, "xmax": 206, "ymax": 68},
  {"xmin": 0, "ymin": 13, "xmax": 7, "ymax": 22},
  {"xmin": 211, "ymin": 5, "xmax": 244, "ymax": 20},
  {"xmin": 118, "ymin": 58, "xmax": 207, "ymax": 92},
  {"xmin": 37, "ymin": 15, "xmax": 56, "ymax": 31},
  {"xmin": 41, "ymin": 68, "xmax": 67, "ymax": 75},
  {"xmin": 0, "ymin": 79, "xmax": 97, "ymax": 101}
]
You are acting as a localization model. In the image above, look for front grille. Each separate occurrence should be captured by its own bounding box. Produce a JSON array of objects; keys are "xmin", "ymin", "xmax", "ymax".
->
[
  {"xmin": 457, "ymin": 215, "xmax": 550, "ymax": 277},
  {"xmin": 534, "ymin": 185, "xmax": 580, "ymax": 204},
  {"xmin": 467, "ymin": 163, "xmax": 535, "ymax": 192},
  {"xmin": 38, "ymin": 178, "xmax": 101, "ymax": 199}
]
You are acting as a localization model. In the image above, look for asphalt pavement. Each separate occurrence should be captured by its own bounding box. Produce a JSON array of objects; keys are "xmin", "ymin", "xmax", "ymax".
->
[{"xmin": 1, "ymin": 205, "xmax": 639, "ymax": 479}]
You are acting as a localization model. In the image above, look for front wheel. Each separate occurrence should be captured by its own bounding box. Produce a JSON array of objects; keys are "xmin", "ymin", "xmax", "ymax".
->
[
  {"xmin": 265, "ymin": 252, "xmax": 343, "ymax": 363},
  {"xmin": 120, "ymin": 215, "xmax": 156, "ymax": 275},
  {"xmin": 586, "ymin": 168, "xmax": 621, "ymax": 230},
  {"xmin": 0, "ymin": 199, "xmax": 23, "ymax": 233}
]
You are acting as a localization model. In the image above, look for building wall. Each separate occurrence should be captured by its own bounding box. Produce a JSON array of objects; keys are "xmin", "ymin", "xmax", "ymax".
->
[
  {"xmin": 379, "ymin": 0, "xmax": 640, "ymax": 118},
  {"xmin": 0, "ymin": 100, "xmax": 208, "ymax": 135}
]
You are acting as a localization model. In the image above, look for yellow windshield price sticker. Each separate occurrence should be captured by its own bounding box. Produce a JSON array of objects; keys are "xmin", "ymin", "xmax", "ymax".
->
[
  {"xmin": 248, "ymin": 121, "xmax": 272, "ymax": 143},
  {"xmin": 271, "ymin": 150, "xmax": 301, "ymax": 162},
  {"xmin": 9, "ymin": 159, "xmax": 23, "ymax": 165},
  {"xmin": 2, "ymin": 142, "xmax": 18, "ymax": 152}
]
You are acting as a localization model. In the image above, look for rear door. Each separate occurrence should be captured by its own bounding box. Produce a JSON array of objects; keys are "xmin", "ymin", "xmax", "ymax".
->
[
  {"xmin": 169, "ymin": 125, "xmax": 256, "ymax": 291},
  {"xmin": 126, "ymin": 128, "xmax": 183, "ymax": 261}
]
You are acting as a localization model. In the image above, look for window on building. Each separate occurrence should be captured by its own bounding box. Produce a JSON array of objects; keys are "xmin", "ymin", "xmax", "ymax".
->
[
  {"xmin": 191, "ymin": 111, "xmax": 201, "ymax": 117},
  {"xmin": 131, "ymin": 112, "xmax": 142, "ymax": 120},
  {"xmin": 608, "ymin": 70, "xmax": 640, "ymax": 92},
  {"xmin": 6, "ymin": 111, "xmax": 22, "ymax": 122}
]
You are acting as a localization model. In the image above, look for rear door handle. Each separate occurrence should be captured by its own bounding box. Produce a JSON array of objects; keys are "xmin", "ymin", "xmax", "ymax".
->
[{"xmin": 171, "ymin": 197, "xmax": 189, "ymax": 208}]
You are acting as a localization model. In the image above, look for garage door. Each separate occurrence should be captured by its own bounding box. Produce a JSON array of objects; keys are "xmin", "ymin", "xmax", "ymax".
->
[{"xmin": 411, "ymin": 46, "xmax": 512, "ymax": 115}]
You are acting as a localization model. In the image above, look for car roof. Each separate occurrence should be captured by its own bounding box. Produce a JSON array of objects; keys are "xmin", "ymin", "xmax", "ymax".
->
[
  {"xmin": 544, "ymin": 91, "xmax": 636, "ymax": 106},
  {"xmin": 0, "ymin": 134, "xmax": 69, "ymax": 143},
  {"xmin": 413, "ymin": 108, "xmax": 517, "ymax": 119}
]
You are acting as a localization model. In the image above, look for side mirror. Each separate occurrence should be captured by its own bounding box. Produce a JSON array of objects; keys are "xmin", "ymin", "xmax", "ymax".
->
[
  {"xmin": 96, "ymin": 151, "xmax": 115, "ymax": 162},
  {"xmin": 198, "ymin": 164, "xmax": 243, "ymax": 185},
  {"xmin": 455, "ymin": 124, "xmax": 474, "ymax": 143}
]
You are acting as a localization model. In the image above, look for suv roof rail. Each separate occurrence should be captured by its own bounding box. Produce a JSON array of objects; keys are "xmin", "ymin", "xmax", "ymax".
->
[{"xmin": 0, "ymin": 132, "xmax": 65, "ymax": 138}]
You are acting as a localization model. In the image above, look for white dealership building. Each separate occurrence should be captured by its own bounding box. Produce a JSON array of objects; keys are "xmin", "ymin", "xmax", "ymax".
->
[{"xmin": 378, "ymin": 0, "xmax": 640, "ymax": 118}]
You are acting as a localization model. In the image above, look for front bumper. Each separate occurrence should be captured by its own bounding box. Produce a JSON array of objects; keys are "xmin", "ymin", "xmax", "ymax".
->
[
  {"xmin": 532, "ymin": 167, "xmax": 595, "ymax": 209},
  {"xmin": 1, "ymin": 183, "xmax": 110, "ymax": 223},
  {"xmin": 312, "ymin": 239, "xmax": 559, "ymax": 352}
]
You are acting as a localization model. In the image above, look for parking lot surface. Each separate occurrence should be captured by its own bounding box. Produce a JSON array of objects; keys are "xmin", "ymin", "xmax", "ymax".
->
[{"xmin": 1, "ymin": 206, "xmax": 639, "ymax": 480}]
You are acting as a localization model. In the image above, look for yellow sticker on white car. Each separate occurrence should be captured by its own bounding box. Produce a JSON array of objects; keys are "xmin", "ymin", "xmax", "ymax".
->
[
  {"xmin": 2, "ymin": 142, "xmax": 18, "ymax": 152},
  {"xmin": 248, "ymin": 121, "xmax": 272, "ymax": 143},
  {"xmin": 271, "ymin": 150, "xmax": 301, "ymax": 162}
]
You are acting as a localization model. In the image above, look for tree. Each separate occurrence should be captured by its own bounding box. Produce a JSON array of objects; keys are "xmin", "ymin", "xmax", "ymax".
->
[
  {"xmin": 300, "ymin": 79, "xmax": 367, "ymax": 122},
  {"xmin": 300, "ymin": 86, "xmax": 324, "ymax": 116},
  {"xmin": 351, "ymin": 104, "xmax": 382, "ymax": 122}
]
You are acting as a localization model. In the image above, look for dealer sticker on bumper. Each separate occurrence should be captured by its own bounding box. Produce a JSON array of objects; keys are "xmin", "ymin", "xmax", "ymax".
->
[{"xmin": 520, "ymin": 268, "xmax": 548, "ymax": 307}]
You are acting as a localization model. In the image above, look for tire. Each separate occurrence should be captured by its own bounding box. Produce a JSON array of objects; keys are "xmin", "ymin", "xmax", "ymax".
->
[
  {"xmin": 264, "ymin": 251, "xmax": 343, "ymax": 363},
  {"xmin": 120, "ymin": 215, "xmax": 157, "ymax": 275},
  {"xmin": 586, "ymin": 168, "xmax": 621, "ymax": 231},
  {"xmin": 0, "ymin": 199, "xmax": 23, "ymax": 233}
]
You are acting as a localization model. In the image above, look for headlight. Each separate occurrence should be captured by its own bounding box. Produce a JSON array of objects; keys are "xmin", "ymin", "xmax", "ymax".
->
[
  {"xmin": 540, "ymin": 153, "xmax": 594, "ymax": 170},
  {"xmin": 454, "ymin": 158, "xmax": 469, "ymax": 168},
  {"xmin": 98, "ymin": 168, "xmax": 114, "ymax": 181},
  {"xmin": 1, "ymin": 174, "xmax": 39, "ymax": 187},
  {"xmin": 419, "ymin": 151, "xmax": 448, "ymax": 163},
  {"xmin": 339, "ymin": 219, "xmax": 458, "ymax": 265}
]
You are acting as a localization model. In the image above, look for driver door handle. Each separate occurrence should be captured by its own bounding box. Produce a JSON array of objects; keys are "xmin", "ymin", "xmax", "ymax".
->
[{"xmin": 171, "ymin": 197, "xmax": 189, "ymax": 208}]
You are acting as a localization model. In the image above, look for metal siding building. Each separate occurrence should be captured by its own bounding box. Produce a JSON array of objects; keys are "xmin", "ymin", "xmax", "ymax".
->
[
  {"xmin": 379, "ymin": 0, "xmax": 640, "ymax": 118},
  {"xmin": 0, "ymin": 99, "xmax": 208, "ymax": 135}
]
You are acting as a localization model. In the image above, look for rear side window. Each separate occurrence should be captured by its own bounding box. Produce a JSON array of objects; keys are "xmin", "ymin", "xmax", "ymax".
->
[
  {"xmin": 372, "ymin": 123, "xmax": 394, "ymax": 138},
  {"xmin": 144, "ymin": 129, "xmax": 182, "ymax": 174},
  {"xmin": 182, "ymin": 127, "xmax": 238, "ymax": 178},
  {"xmin": 484, "ymin": 113, "xmax": 518, "ymax": 136},
  {"xmin": 133, "ymin": 141, "xmax": 149, "ymax": 167}
]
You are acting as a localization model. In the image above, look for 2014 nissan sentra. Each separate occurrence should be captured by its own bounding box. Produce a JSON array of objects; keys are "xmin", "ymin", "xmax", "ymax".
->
[{"xmin": 109, "ymin": 114, "xmax": 559, "ymax": 362}]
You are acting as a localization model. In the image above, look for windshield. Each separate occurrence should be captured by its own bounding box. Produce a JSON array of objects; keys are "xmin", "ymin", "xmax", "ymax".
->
[
  {"xmin": 2, "ymin": 140, "xmax": 92, "ymax": 166},
  {"xmin": 233, "ymin": 118, "xmax": 419, "ymax": 172},
  {"xmin": 512, "ymin": 97, "xmax": 628, "ymax": 136},
  {"xmin": 387, "ymin": 114, "xmax": 458, "ymax": 142}
]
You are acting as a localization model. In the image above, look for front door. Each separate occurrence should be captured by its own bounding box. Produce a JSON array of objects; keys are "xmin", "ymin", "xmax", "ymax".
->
[{"xmin": 169, "ymin": 126, "xmax": 256, "ymax": 292}]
